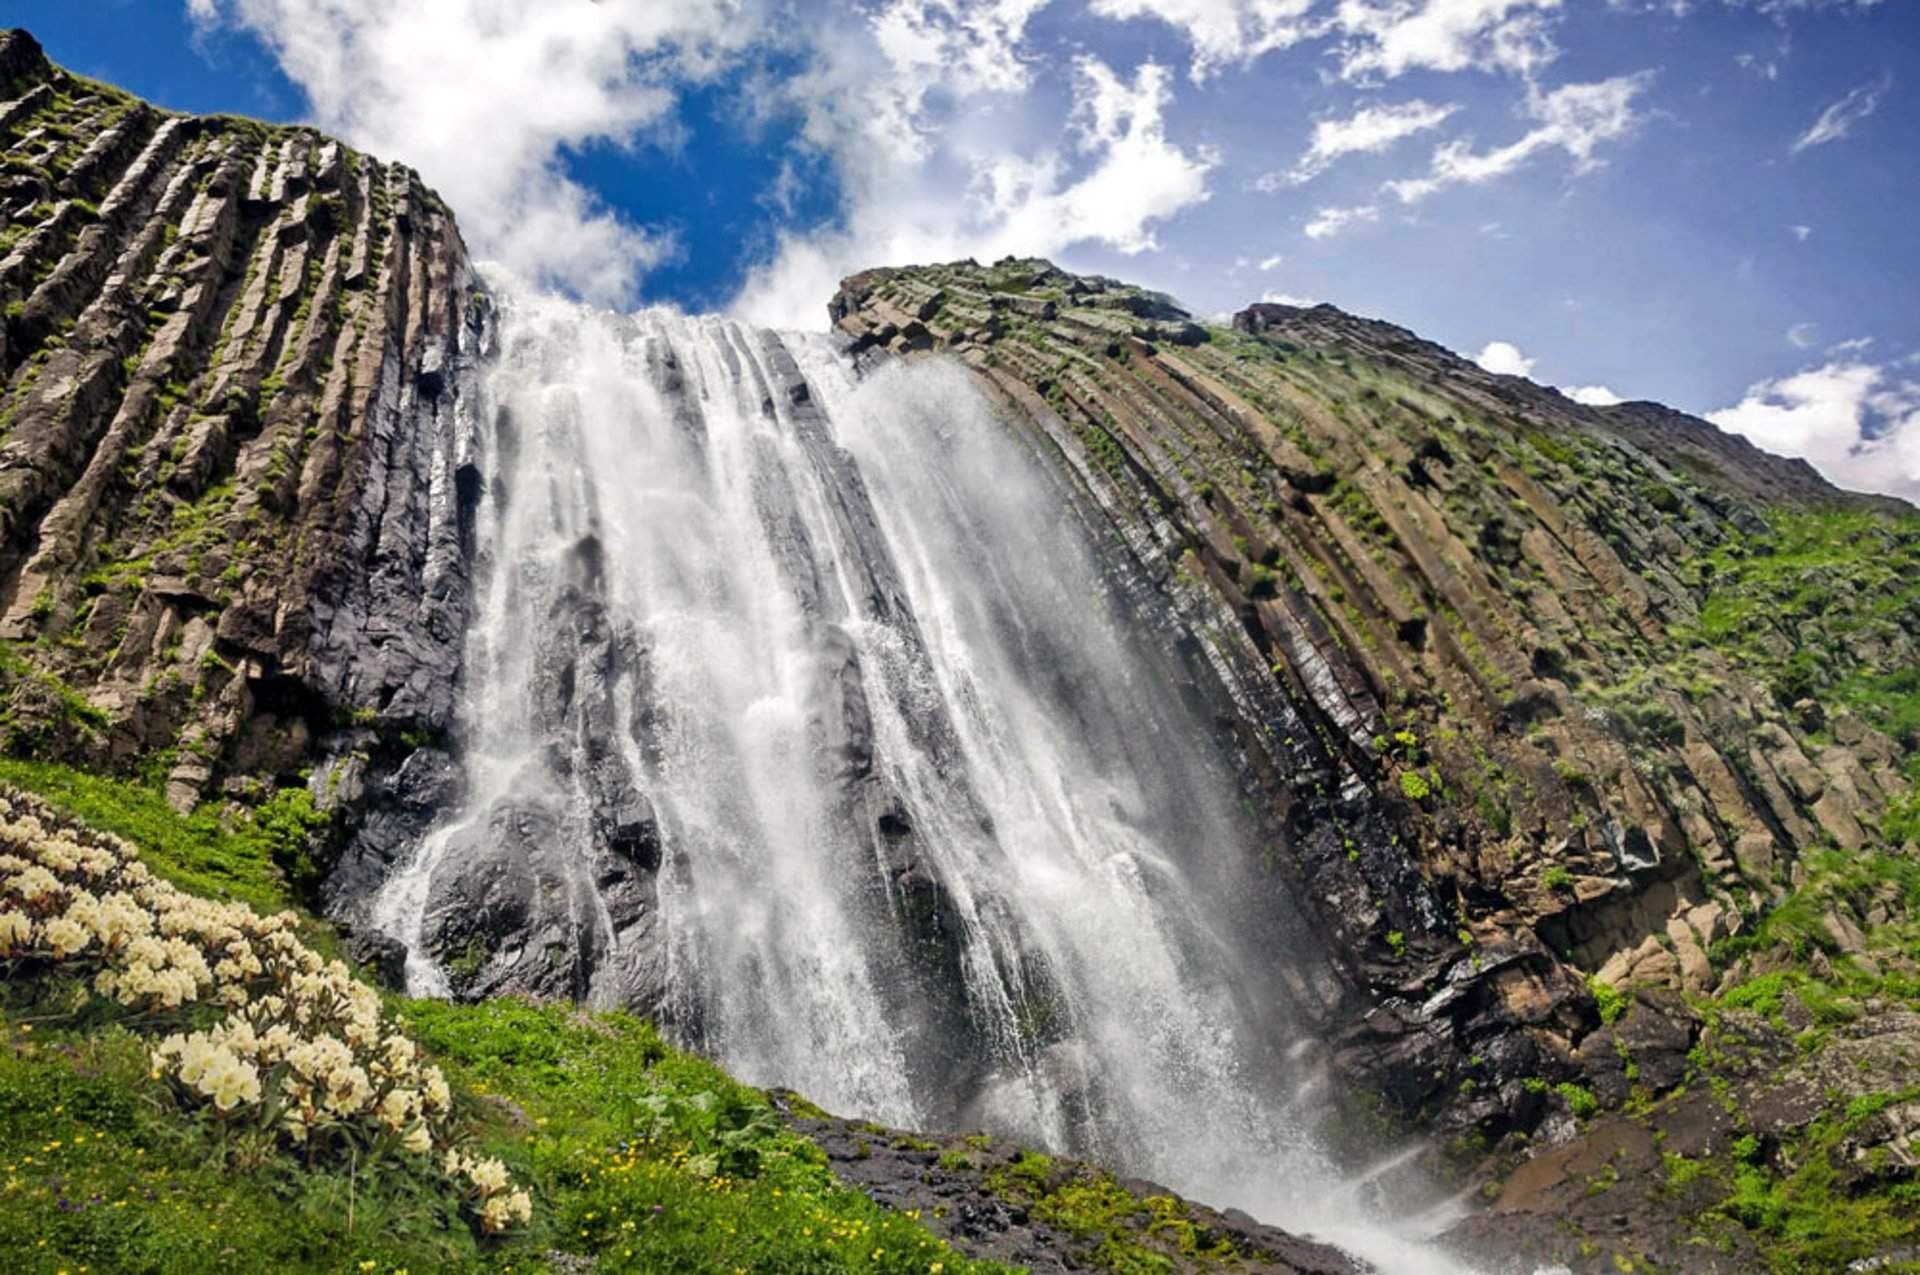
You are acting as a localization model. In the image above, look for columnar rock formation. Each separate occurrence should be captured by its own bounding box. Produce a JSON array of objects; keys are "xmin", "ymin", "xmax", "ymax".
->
[{"xmin": 0, "ymin": 29, "xmax": 487, "ymax": 820}]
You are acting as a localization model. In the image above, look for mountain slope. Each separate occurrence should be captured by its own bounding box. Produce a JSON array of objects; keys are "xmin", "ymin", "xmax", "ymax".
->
[
  {"xmin": 3, "ymin": 768, "xmax": 1371, "ymax": 1275},
  {"xmin": 832, "ymin": 258, "xmax": 1920, "ymax": 1270}
]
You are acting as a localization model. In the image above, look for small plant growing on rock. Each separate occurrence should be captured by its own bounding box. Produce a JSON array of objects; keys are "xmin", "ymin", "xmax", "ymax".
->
[
  {"xmin": 1542, "ymin": 865, "xmax": 1575, "ymax": 892},
  {"xmin": 1556, "ymin": 1081, "xmax": 1599, "ymax": 1118},
  {"xmin": 1587, "ymin": 975, "xmax": 1630, "ymax": 1025}
]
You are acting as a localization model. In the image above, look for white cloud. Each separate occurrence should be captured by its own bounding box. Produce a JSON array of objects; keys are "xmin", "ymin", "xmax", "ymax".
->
[
  {"xmin": 733, "ymin": 52, "xmax": 1218, "ymax": 328},
  {"xmin": 1709, "ymin": 360, "xmax": 1920, "ymax": 500},
  {"xmin": 1333, "ymin": 0, "xmax": 1564, "ymax": 81},
  {"xmin": 1304, "ymin": 204, "xmax": 1381, "ymax": 238},
  {"xmin": 1260, "ymin": 289, "xmax": 1319, "ymax": 304},
  {"xmin": 1476, "ymin": 339, "xmax": 1535, "ymax": 376},
  {"xmin": 1563, "ymin": 383, "xmax": 1623, "ymax": 405},
  {"xmin": 868, "ymin": 0, "xmax": 1049, "ymax": 101},
  {"xmin": 1264, "ymin": 98, "xmax": 1458, "ymax": 186},
  {"xmin": 1258, "ymin": 253, "xmax": 1286, "ymax": 270},
  {"xmin": 1788, "ymin": 223, "xmax": 1812, "ymax": 242},
  {"xmin": 1386, "ymin": 71, "xmax": 1652, "ymax": 203},
  {"xmin": 197, "ymin": 0, "xmax": 1219, "ymax": 329},
  {"xmin": 1085, "ymin": 0, "xmax": 1567, "ymax": 83},
  {"xmin": 187, "ymin": 0, "xmax": 764, "ymax": 306},
  {"xmin": 1086, "ymin": 0, "xmax": 1316, "ymax": 81},
  {"xmin": 1790, "ymin": 72, "xmax": 1892, "ymax": 154},
  {"xmin": 1828, "ymin": 335, "xmax": 1874, "ymax": 355},
  {"xmin": 1787, "ymin": 322, "xmax": 1819, "ymax": 348}
]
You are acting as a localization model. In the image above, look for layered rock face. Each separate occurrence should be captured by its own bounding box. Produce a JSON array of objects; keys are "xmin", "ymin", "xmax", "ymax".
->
[
  {"xmin": 830, "ymin": 260, "xmax": 1918, "ymax": 1146},
  {"xmin": 0, "ymin": 31, "xmax": 488, "ymax": 826}
]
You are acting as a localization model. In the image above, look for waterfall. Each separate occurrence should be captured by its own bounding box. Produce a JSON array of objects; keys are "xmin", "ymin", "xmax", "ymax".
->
[{"xmin": 370, "ymin": 277, "xmax": 1483, "ymax": 1273}]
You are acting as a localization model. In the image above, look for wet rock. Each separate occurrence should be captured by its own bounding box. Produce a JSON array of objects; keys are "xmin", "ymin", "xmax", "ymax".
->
[{"xmin": 344, "ymin": 926, "xmax": 409, "ymax": 991}]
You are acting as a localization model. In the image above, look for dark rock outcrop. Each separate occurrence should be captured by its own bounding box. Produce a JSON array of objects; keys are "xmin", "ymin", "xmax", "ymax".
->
[
  {"xmin": 0, "ymin": 31, "xmax": 487, "ymax": 859},
  {"xmin": 778, "ymin": 1094, "xmax": 1366, "ymax": 1274}
]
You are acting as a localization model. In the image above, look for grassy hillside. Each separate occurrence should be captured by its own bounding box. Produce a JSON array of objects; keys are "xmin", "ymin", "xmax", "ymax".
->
[{"xmin": 0, "ymin": 764, "xmax": 1011, "ymax": 1275}]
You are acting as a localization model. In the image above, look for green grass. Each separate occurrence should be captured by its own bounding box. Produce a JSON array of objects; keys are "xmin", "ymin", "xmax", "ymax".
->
[
  {"xmin": 0, "ymin": 1023, "xmax": 487, "ymax": 1273},
  {"xmin": 1555, "ymin": 1082, "xmax": 1598, "ymax": 1118},
  {"xmin": 1704, "ymin": 1094, "xmax": 1920, "ymax": 1273},
  {"xmin": 1671, "ymin": 842, "xmax": 1920, "ymax": 1272},
  {"xmin": 407, "ymin": 1001, "xmax": 1012, "ymax": 1275},
  {"xmin": 0, "ymin": 757, "xmax": 295, "ymax": 912},
  {"xmin": 979, "ymin": 1150, "xmax": 1239, "ymax": 1273},
  {"xmin": 1679, "ymin": 508, "xmax": 1920, "ymax": 743}
]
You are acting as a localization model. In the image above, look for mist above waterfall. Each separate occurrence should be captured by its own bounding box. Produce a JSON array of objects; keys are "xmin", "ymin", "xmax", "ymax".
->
[{"xmin": 371, "ymin": 275, "xmax": 1480, "ymax": 1272}]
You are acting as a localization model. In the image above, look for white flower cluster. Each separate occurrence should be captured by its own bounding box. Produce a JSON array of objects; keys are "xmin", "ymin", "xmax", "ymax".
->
[
  {"xmin": 0, "ymin": 792, "xmax": 531, "ymax": 1234},
  {"xmin": 445, "ymin": 1149, "xmax": 534, "ymax": 1233}
]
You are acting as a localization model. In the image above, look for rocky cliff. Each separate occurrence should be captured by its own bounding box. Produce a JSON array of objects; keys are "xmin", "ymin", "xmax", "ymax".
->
[
  {"xmin": 832, "ymin": 259, "xmax": 1920, "ymax": 1269},
  {"xmin": 0, "ymin": 30, "xmax": 487, "ymax": 899}
]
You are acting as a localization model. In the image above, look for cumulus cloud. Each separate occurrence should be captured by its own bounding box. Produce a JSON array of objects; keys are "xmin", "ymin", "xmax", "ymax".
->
[
  {"xmin": 1475, "ymin": 339, "xmax": 1535, "ymax": 376},
  {"xmin": 187, "ymin": 0, "xmax": 766, "ymax": 306},
  {"xmin": 1788, "ymin": 223, "xmax": 1813, "ymax": 242},
  {"xmin": 1087, "ymin": 0, "xmax": 1566, "ymax": 83},
  {"xmin": 188, "ymin": 0, "xmax": 1217, "ymax": 328},
  {"xmin": 1263, "ymin": 99, "xmax": 1458, "ymax": 187},
  {"xmin": 732, "ymin": 50, "xmax": 1218, "ymax": 327},
  {"xmin": 867, "ymin": 0, "xmax": 1049, "ymax": 101},
  {"xmin": 1790, "ymin": 72, "xmax": 1892, "ymax": 154},
  {"xmin": 1086, "ymin": 0, "xmax": 1315, "ymax": 81},
  {"xmin": 1563, "ymin": 383, "xmax": 1623, "ymax": 405},
  {"xmin": 1334, "ymin": 0, "xmax": 1564, "ymax": 81},
  {"xmin": 1258, "ymin": 253, "xmax": 1287, "ymax": 270},
  {"xmin": 1787, "ymin": 321, "xmax": 1820, "ymax": 348},
  {"xmin": 1387, "ymin": 71, "xmax": 1653, "ymax": 203},
  {"xmin": 1708, "ymin": 360, "xmax": 1920, "ymax": 501},
  {"xmin": 1304, "ymin": 204, "xmax": 1381, "ymax": 238}
]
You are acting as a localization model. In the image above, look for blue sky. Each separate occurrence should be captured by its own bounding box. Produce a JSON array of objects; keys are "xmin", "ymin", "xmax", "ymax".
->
[{"xmin": 17, "ymin": 0, "xmax": 1920, "ymax": 498}]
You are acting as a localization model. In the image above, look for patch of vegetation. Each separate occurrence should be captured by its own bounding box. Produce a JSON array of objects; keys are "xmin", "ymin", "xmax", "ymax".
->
[
  {"xmin": 1556, "ymin": 1082, "xmax": 1599, "ymax": 1118},
  {"xmin": 1680, "ymin": 508, "xmax": 1920, "ymax": 745},
  {"xmin": 0, "ymin": 755, "xmax": 295, "ymax": 912},
  {"xmin": 1588, "ymin": 975, "xmax": 1630, "ymax": 1026},
  {"xmin": 1702, "ymin": 1091, "xmax": 1920, "ymax": 1273},
  {"xmin": 0, "ymin": 791, "xmax": 1009, "ymax": 1275},
  {"xmin": 982, "ymin": 1150, "xmax": 1243, "ymax": 1273}
]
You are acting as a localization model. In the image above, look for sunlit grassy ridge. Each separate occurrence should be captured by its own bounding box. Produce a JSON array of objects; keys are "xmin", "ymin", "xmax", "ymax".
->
[
  {"xmin": 1678, "ymin": 507, "xmax": 1920, "ymax": 754},
  {"xmin": 0, "ymin": 763, "xmax": 1010, "ymax": 1275}
]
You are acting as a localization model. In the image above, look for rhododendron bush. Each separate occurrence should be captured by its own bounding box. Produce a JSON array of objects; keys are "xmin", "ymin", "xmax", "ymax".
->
[{"xmin": 0, "ymin": 792, "xmax": 531, "ymax": 1234}]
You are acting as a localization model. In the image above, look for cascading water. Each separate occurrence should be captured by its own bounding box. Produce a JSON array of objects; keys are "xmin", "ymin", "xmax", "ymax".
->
[{"xmin": 370, "ymin": 276, "xmax": 1486, "ymax": 1273}]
